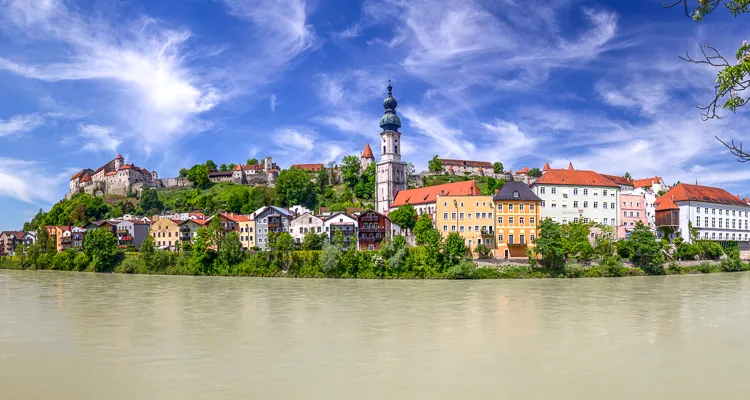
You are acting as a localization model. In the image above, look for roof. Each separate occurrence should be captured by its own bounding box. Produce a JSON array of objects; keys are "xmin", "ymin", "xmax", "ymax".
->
[
  {"xmin": 105, "ymin": 171, "xmax": 116, "ymax": 176},
  {"xmin": 291, "ymin": 163, "xmax": 324, "ymax": 171},
  {"xmin": 209, "ymin": 171, "xmax": 234, "ymax": 177},
  {"xmin": 656, "ymin": 196, "xmax": 679, "ymax": 211},
  {"xmin": 115, "ymin": 154, "xmax": 123, "ymax": 160},
  {"xmin": 220, "ymin": 212, "xmax": 251, "ymax": 222},
  {"xmin": 532, "ymin": 167, "xmax": 620, "ymax": 188},
  {"xmin": 234, "ymin": 163, "xmax": 264, "ymax": 171},
  {"xmin": 362, "ymin": 143, "xmax": 374, "ymax": 159},
  {"xmin": 178, "ymin": 218, "xmax": 211, "ymax": 226},
  {"xmin": 493, "ymin": 181, "xmax": 542, "ymax": 202},
  {"xmin": 543, "ymin": 162, "xmax": 550, "ymax": 171},
  {"xmin": 655, "ymin": 183, "xmax": 750, "ymax": 208},
  {"xmin": 391, "ymin": 180, "xmax": 480, "ymax": 208},
  {"xmin": 439, "ymin": 159, "xmax": 493, "ymax": 168},
  {"xmin": 633, "ymin": 176, "xmax": 663, "ymax": 189},
  {"xmin": 600, "ymin": 174, "xmax": 633, "ymax": 186},
  {"xmin": 514, "ymin": 167, "xmax": 530, "ymax": 175},
  {"xmin": 0, "ymin": 231, "xmax": 27, "ymax": 240}
]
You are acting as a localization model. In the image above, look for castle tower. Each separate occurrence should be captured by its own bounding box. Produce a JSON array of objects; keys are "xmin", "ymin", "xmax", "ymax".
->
[
  {"xmin": 360, "ymin": 142, "xmax": 375, "ymax": 171},
  {"xmin": 375, "ymin": 81, "xmax": 407, "ymax": 214},
  {"xmin": 114, "ymin": 154, "xmax": 124, "ymax": 170}
]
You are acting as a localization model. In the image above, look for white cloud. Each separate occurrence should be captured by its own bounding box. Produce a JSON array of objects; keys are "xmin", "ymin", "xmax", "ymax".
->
[
  {"xmin": 0, "ymin": 114, "xmax": 44, "ymax": 136},
  {"xmin": 76, "ymin": 124, "xmax": 122, "ymax": 153},
  {"xmin": 0, "ymin": 158, "xmax": 63, "ymax": 203},
  {"xmin": 270, "ymin": 94, "xmax": 277, "ymax": 112},
  {"xmin": 0, "ymin": 0, "xmax": 221, "ymax": 149},
  {"xmin": 272, "ymin": 128, "xmax": 315, "ymax": 152}
]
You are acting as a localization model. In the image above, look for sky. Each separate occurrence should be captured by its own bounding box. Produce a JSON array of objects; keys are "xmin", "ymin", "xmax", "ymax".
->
[{"xmin": 0, "ymin": 0, "xmax": 748, "ymax": 230}]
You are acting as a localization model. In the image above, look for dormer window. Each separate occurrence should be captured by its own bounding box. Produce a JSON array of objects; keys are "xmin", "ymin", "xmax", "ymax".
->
[{"xmin": 513, "ymin": 191, "xmax": 519, "ymax": 198}]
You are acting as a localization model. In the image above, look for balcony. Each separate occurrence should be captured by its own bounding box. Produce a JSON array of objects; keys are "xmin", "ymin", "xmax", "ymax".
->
[
  {"xmin": 360, "ymin": 236, "xmax": 380, "ymax": 243},
  {"xmin": 180, "ymin": 226, "xmax": 190, "ymax": 232},
  {"xmin": 655, "ymin": 209, "xmax": 679, "ymax": 227},
  {"xmin": 180, "ymin": 233, "xmax": 191, "ymax": 241},
  {"xmin": 268, "ymin": 218, "xmax": 281, "ymax": 229},
  {"xmin": 359, "ymin": 227, "xmax": 385, "ymax": 233},
  {"xmin": 60, "ymin": 237, "xmax": 71, "ymax": 243},
  {"xmin": 116, "ymin": 229, "xmax": 129, "ymax": 234},
  {"xmin": 508, "ymin": 240, "xmax": 526, "ymax": 246},
  {"xmin": 360, "ymin": 215, "xmax": 379, "ymax": 222},
  {"xmin": 480, "ymin": 228, "xmax": 494, "ymax": 236}
]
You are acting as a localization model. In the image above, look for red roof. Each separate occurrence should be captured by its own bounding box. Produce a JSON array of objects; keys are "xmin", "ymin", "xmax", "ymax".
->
[
  {"xmin": 601, "ymin": 174, "xmax": 632, "ymax": 186},
  {"xmin": 543, "ymin": 162, "xmax": 550, "ymax": 171},
  {"xmin": 439, "ymin": 159, "xmax": 493, "ymax": 168},
  {"xmin": 656, "ymin": 196, "xmax": 679, "ymax": 211},
  {"xmin": 362, "ymin": 143, "xmax": 374, "ymax": 159},
  {"xmin": 116, "ymin": 154, "xmax": 123, "ymax": 160},
  {"xmin": 291, "ymin": 163, "xmax": 324, "ymax": 171},
  {"xmin": 390, "ymin": 180, "xmax": 480, "ymax": 207},
  {"xmin": 105, "ymin": 171, "xmax": 116, "ymax": 176},
  {"xmin": 220, "ymin": 212, "xmax": 250, "ymax": 222},
  {"xmin": 515, "ymin": 167, "xmax": 530, "ymax": 175},
  {"xmin": 234, "ymin": 164, "xmax": 264, "ymax": 171},
  {"xmin": 71, "ymin": 172, "xmax": 82, "ymax": 180},
  {"xmin": 654, "ymin": 183, "xmax": 750, "ymax": 207},
  {"xmin": 633, "ymin": 176, "xmax": 663, "ymax": 189},
  {"xmin": 533, "ymin": 168, "xmax": 620, "ymax": 188}
]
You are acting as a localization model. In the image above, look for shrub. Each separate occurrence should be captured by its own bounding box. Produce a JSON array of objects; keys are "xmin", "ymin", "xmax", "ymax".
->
[
  {"xmin": 445, "ymin": 260, "xmax": 477, "ymax": 279},
  {"xmin": 697, "ymin": 241, "xmax": 723, "ymax": 259},
  {"xmin": 675, "ymin": 242, "xmax": 700, "ymax": 260}
]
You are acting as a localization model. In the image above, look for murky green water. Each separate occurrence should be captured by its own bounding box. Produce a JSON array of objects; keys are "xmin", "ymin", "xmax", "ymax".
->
[{"xmin": 2, "ymin": 270, "xmax": 750, "ymax": 399}]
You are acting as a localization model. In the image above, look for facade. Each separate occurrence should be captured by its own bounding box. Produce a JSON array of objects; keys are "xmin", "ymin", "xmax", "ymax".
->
[
  {"xmin": 435, "ymin": 195, "xmax": 495, "ymax": 255},
  {"xmin": 655, "ymin": 183, "xmax": 750, "ymax": 243},
  {"xmin": 45, "ymin": 226, "xmax": 79, "ymax": 252},
  {"xmin": 375, "ymin": 81, "xmax": 407, "ymax": 214},
  {"xmin": 493, "ymin": 182, "xmax": 542, "ymax": 259},
  {"xmin": 628, "ymin": 188, "xmax": 659, "ymax": 228},
  {"xmin": 290, "ymin": 212, "xmax": 325, "ymax": 245},
  {"xmin": 440, "ymin": 159, "xmax": 493, "ymax": 175},
  {"xmin": 634, "ymin": 176, "xmax": 668, "ymax": 193},
  {"xmin": 231, "ymin": 157, "xmax": 279, "ymax": 186},
  {"xmin": 238, "ymin": 219, "xmax": 255, "ymax": 250},
  {"xmin": 115, "ymin": 220, "xmax": 149, "ymax": 249},
  {"xmin": 324, "ymin": 213, "xmax": 358, "ymax": 249},
  {"xmin": 68, "ymin": 154, "xmax": 158, "ymax": 198},
  {"xmin": 358, "ymin": 210, "xmax": 390, "ymax": 251},
  {"xmin": 618, "ymin": 193, "xmax": 648, "ymax": 238},
  {"xmin": 219, "ymin": 212, "xmax": 250, "ymax": 236},
  {"xmin": 531, "ymin": 163, "xmax": 621, "ymax": 232},
  {"xmin": 360, "ymin": 143, "xmax": 375, "ymax": 171},
  {"xmin": 208, "ymin": 171, "xmax": 234, "ymax": 183},
  {"xmin": 178, "ymin": 218, "xmax": 211, "ymax": 246},
  {"xmin": 0, "ymin": 231, "xmax": 35, "ymax": 256},
  {"xmin": 601, "ymin": 174, "xmax": 634, "ymax": 191},
  {"xmin": 254, "ymin": 206, "xmax": 292, "ymax": 250},
  {"xmin": 150, "ymin": 218, "xmax": 181, "ymax": 250},
  {"xmin": 389, "ymin": 180, "xmax": 481, "ymax": 219}
]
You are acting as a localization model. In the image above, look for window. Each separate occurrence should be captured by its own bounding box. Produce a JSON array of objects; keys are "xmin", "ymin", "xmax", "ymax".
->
[
  {"xmin": 733, "ymin": 210, "xmax": 737, "ymax": 216},
  {"xmin": 459, "ymin": 212, "xmax": 465, "ymax": 220},
  {"xmin": 696, "ymin": 208, "xmax": 700, "ymax": 214},
  {"xmin": 719, "ymin": 209, "xmax": 723, "ymax": 215},
  {"xmin": 530, "ymin": 204, "xmax": 535, "ymax": 210},
  {"xmin": 513, "ymin": 191, "xmax": 519, "ymax": 198},
  {"xmin": 712, "ymin": 208, "xmax": 716, "ymax": 214},
  {"xmin": 719, "ymin": 219, "xmax": 724, "ymax": 228},
  {"xmin": 519, "ymin": 204, "xmax": 524, "ymax": 211},
  {"xmin": 574, "ymin": 201, "xmax": 579, "ymax": 208},
  {"xmin": 498, "ymin": 204, "xmax": 503, "ymax": 210},
  {"xmin": 603, "ymin": 190, "xmax": 608, "ymax": 196},
  {"xmin": 551, "ymin": 187, "xmax": 557, "ymax": 194},
  {"xmin": 443, "ymin": 225, "xmax": 448, "ymax": 231},
  {"xmin": 498, "ymin": 234, "xmax": 504, "ymax": 243},
  {"xmin": 540, "ymin": 187, "xmax": 546, "ymax": 194},
  {"xmin": 475, "ymin": 212, "xmax": 480, "ymax": 219},
  {"xmin": 508, "ymin": 217, "xmax": 515, "ymax": 225},
  {"xmin": 611, "ymin": 203, "xmax": 615, "ymax": 209},
  {"xmin": 468, "ymin": 226, "xmax": 472, "ymax": 231},
  {"xmin": 498, "ymin": 216, "xmax": 503, "ymax": 225},
  {"xmin": 593, "ymin": 190, "xmax": 599, "ymax": 196},
  {"xmin": 485, "ymin": 238, "xmax": 491, "ymax": 245},
  {"xmin": 460, "ymin": 226, "xmax": 464, "ymax": 232},
  {"xmin": 583, "ymin": 189, "xmax": 589, "ymax": 196},
  {"xmin": 583, "ymin": 218, "xmax": 590, "ymax": 224},
  {"xmin": 530, "ymin": 217, "xmax": 535, "ymax": 225},
  {"xmin": 451, "ymin": 225, "xmax": 456, "ymax": 231},
  {"xmin": 443, "ymin": 212, "xmax": 448, "ymax": 219},
  {"xmin": 573, "ymin": 188, "xmax": 579, "ymax": 195},
  {"xmin": 551, "ymin": 203, "xmax": 557, "ymax": 208},
  {"xmin": 594, "ymin": 202, "xmax": 599, "ymax": 209},
  {"xmin": 712, "ymin": 232, "xmax": 716, "ymax": 239},
  {"xmin": 508, "ymin": 204, "xmax": 514, "ymax": 211},
  {"xmin": 541, "ymin": 201, "xmax": 546, "ymax": 207},
  {"xmin": 696, "ymin": 218, "xmax": 700, "ymax": 227},
  {"xmin": 603, "ymin": 218, "xmax": 609, "ymax": 225},
  {"xmin": 508, "ymin": 234, "xmax": 515, "ymax": 244},
  {"xmin": 636, "ymin": 212, "xmax": 640, "ymax": 217},
  {"xmin": 520, "ymin": 217, "xmax": 525, "ymax": 225},
  {"xmin": 583, "ymin": 201, "xmax": 588, "ymax": 208},
  {"xmin": 574, "ymin": 217, "xmax": 579, "ymax": 224},
  {"xmin": 712, "ymin": 218, "xmax": 716, "ymax": 227},
  {"xmin": 451, "ymin": 213, "xmax": 456, "ymax": 220},
  {"xmin": 705, "ymin": 217, "xmax": 709, "ymax": 227},
  {"xmin": 719, "ymin": 233, "xmax": 723, "ymax": 240},
  {"xmin": 481, "ymin": 213, "xmax": 487, "ymax": 219},
  {"xmin": 530, "ymin": 234, "xmax": 536, "ymax": 242},
  {"xmin": 603, "ymin": 202, "xmax": 608, "ymax": 209}
]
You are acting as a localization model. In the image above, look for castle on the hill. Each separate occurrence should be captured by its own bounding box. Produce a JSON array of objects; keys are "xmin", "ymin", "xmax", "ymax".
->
[{"xmin": 68, "ymin": 154, "xmax": 166, "ymax": 199}]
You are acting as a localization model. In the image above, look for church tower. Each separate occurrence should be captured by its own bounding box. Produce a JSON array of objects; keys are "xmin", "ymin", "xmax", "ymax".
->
[{"xmin": 375, "ymin": 81, "xmax": 407, "ymax": 214}]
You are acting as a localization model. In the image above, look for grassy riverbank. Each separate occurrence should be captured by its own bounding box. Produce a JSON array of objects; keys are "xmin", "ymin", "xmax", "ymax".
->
[{"xmin": 2, "ymin": 251, "xmax": 748, "ymax": 279}]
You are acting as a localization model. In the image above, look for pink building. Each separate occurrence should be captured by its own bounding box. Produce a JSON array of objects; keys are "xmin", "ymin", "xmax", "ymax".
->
[{"xmin": 619, "ymin": 193, "xmax": 648, "ymax": 238}]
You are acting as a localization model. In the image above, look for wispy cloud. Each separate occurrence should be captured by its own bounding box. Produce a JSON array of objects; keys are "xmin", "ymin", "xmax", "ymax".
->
[
  {"xmin": 0, "ymin": 113, "xmax": 44, "ymax": 137},
  {"xmin": 0, "ymin": 157, "xmax": 64, "ymax": 204},
  {"xmin": 76, "ymin": 124, "xmax": 122, "ymax": 153},
  {"xmin": 270, "ymin": 94, "xmax": 277, "ymax": 112}
]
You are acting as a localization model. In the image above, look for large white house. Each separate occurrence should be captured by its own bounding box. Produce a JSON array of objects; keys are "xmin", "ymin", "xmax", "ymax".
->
[
  {"xmin": 655, "ymin": 183, "xmax": 750, "ymax": 243},
  {"xmin": 290, "ymin": 212, "xmax": 325, "ymax": 245},
  {"xmin": 530, "ymin": 163, "xmax": 621, "ymax": 231}
]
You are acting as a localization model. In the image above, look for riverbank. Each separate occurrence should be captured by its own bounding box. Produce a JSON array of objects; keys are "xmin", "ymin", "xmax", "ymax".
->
[{"xmin": 2, "ymin": 252, "xmax": 748, "ymax": 279}]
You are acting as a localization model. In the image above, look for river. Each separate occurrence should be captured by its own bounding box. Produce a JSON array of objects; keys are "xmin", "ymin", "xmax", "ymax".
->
[{"xmin": 2, "ymin": 270, "xmax": 750, "ymax": 399}]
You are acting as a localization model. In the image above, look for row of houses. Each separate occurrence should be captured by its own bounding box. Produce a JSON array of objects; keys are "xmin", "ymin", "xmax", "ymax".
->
[{"xmin": 384, "ymin": 162, "xmax": 750, "ymax": 258}]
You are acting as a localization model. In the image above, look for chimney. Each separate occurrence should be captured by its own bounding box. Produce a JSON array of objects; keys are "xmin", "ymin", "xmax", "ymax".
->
[
  {"xmin": 440, "ymin": 190, "xmax": 445, "ymax": 196},
  {"xmin": 494, "ymin": 188, "xmax": 500, "ymax": 195}
]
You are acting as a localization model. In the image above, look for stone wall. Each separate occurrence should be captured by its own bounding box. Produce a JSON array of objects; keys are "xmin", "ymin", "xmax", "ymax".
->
[{"xmin": 159, "ymin": 178, "xmax": 191, "ymax": 190}]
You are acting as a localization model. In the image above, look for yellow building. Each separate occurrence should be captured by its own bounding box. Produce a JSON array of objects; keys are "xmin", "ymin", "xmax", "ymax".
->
[
  {"xmin": 150, "ymin": 218, "xmax": 181, "ymax": 250},
  {"xmin": 238, "ymin": 219, "xmax": 255, "ymax": 250},
  {"xmin": 435, "ymin": 194, "xmax": 495, "ymax": 255},
  {"xmin": 493, "ymin": 182, "xmax": 542, "ymax": 259}
]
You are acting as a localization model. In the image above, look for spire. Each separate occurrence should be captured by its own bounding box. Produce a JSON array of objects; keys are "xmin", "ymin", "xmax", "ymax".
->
[
  {"xmin": 543, "ymin": 162, "xmax": 550, "ymax": 172},
  {"xmin": 362, "ymin": 142, "xmax": 374, "ymax": 159},
  {"xmin": 379, "ymin": 80, "xmax": 401, "ymax": 131},
  {"xmin": 568, "ymin": 162, "xmax": 574, "ymax": 171},
  {"xmin": 116, "ymin": 154, "xmax": 123, "ymax": 160}
]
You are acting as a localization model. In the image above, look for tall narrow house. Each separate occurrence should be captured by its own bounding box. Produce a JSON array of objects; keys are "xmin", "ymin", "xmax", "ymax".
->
[{"xmin": 375, "ymin": 81, "xmax": 407, "ymax": 214}]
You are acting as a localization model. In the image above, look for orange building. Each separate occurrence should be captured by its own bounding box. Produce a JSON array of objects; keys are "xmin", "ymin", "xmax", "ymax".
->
[{"xmin": 493, "ymin": 182, "xmax": 542, "ymax": 259}]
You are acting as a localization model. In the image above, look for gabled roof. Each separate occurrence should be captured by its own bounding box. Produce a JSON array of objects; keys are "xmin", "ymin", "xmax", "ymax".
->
[
  {"xmin": 209, "ymin": 171, "xmax": 234, "ymax": 177},
  {"xmin": 514, "ymin": 167, "xmax": 530, "ymax": 175},
  {"xmin": 493, "ymin": 181, "xmax": 542, "ymax": 202},
  {"xmin": 600, "ymin": 174, "xmax": 633, "ymax": 186},
  {"xmin": 543, "ymin": 162, "xmax": 550, "ymax": 171},
  {"xmin": 391, "ymin": 180, "xmax": 480, "ymax": 208},
  {"xmin": 234, "ymin": 163, "xmax": 264, "ymax": 171},
  {"xmin": 633, "ymin": 176, "xmax": 663, "ymax": 189},
  {"xmin": 654, "ymin": 183, "xmax": 750, "ymax": 208},
  {"xmin": 656, "ymin": 196, "xmax": 679, "ymax": 211},
  {"xmin": 220, "ymin": 212, "xmax": 251, "ymax": 222},
  {"xmin": 532, "ymin": 166, "xmax": 620, "ymax": 188},
  {"xmin": 439, "ymin": 159, "xmax": 493, "ymax": 168},
  {"xmin": 115, "ymin": 154, "xmax": 123, "ymax": 160},
  {"xmin": 362, "ymin": 143, "xmax": 374, "ymax": 159}
]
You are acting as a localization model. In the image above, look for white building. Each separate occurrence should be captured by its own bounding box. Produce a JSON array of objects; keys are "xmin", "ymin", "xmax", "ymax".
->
[
  {"xmin": 290, "ymin": 212, "xmax": 325, "ymax": 245},
  {"xmin": 531, "ymin": 163, "xmax": 621, "ymax": 231},
  {"xmin": 375, "ymin": 81, "xmax": 407, "ymax": 214},
  {"xmin": 655, "ymin": 183, "xmax": 750, "ymax": 243},
  {"xmin": 324, "ymin": 213, "xmax": 359, "ymax": 249}
]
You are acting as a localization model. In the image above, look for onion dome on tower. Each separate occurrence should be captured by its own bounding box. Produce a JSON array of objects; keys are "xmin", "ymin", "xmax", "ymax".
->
[{"xmin": 379, "ymin": 80, "xmax": 401, "ymax": 132}]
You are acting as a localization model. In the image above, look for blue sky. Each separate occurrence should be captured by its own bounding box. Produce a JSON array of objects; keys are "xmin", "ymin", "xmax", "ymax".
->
[{"xmin": 0, "ymin": 0, "xmax": 748, "ymax": 230}]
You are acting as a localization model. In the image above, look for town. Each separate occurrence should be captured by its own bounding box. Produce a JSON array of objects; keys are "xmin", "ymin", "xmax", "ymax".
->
[{"xmin": 2, "ymin": 82, "xmax": 749, "ymax": 266}]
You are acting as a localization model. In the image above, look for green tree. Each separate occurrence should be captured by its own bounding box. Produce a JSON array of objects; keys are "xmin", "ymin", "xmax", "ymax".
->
[
  {"xmin": 414, "ymin": 214, "xmax": 435, "ymax": 245},
  {"xmin": 205, "ymin": 160, "xmax": 218, "ymax": 173},
  {"xmin": 247, "ymin": 158, "xmax": 258, "ymax": 165},
  {"xmin": 527, "ymin": 168, "xmax": 542, "ymax": 178},
  {"xmin": 321, "ymin": 242, "xmax": 341, "ymax": 275},
  {"xmin": 354, "ymin": 162, "xmax": 376, "ymax": 200},
  {"xmin": 341, "ymin": 155, "xmax": 361, "ymax": 189},
  {"xmin": 493, "ymin": 161, "xmax": 504, "ymax": 174},
  {"xmin": 137, "ymin": 188, "xmax": 163, "ymax": 216},
  {"xmin": 316, "ymin": 168, "xmax": 329, "ymax": 192},
  {"xmin": 219, "ymin": 163, "xmax": 228, "ymax": 172},
  {"xmin": 140, "ymin": 235, "xmax": 155, "ymax": 265},
  {"xmin": 178, "ymin": 168, "xmax": 189, "ymax": 178},
  {"xmin": 444, "ymin": 232, "xmax": 467, "ymax": 264},
  {"xmin": 84, "ymin": 228, "xmax": 118, "ymax": 271},
  {"xmin": 191, "ymin": 226, "xmax": 215, "ymax": 275},
  {"xmin": 389, "ymin": 203, "xmax": 418, "ymax": 232},
  {"xmin": 275, "ymin": 168, "xmax": 318, "ymax": 209},
  {"xmin": 624, "ymin": 222, "xmax": 664, "ymax": 267},
  {"xmin": 535, "ymin": 218, "xmax": 565, "ymax": 268},
  {"xmin": 267, "ymin": 232, "xmax": 295, "ymax": 270},
  {"xmin": 228, "ymin": 163, "xmax": 236, "ymax": 171},
  {"xmin": 561, "ymin": 222, "xmax": 593, "ymax": 261},
  {"xmin": 301, "ymin": 231, "xmax": 326, "ymax": 250},
  {"xmin": 428, "ymin": 155, "xmax": 443, "ymax": 173},
  {"xmin": 624, "ymin": 172, "xmax": 632, "ymax": 180},
  {"xmin": 217, "ymin": 232, "xmax": 244, "ymax": 270},
  {"xmin": 187, "ymin": 164, "xmax": 210, "ymax": 189}
]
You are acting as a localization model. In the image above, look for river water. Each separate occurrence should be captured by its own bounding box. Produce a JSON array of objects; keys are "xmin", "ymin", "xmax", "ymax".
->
[{"xmin": 2, "ymin": 270, "xmax": 750, "ymax": 399}]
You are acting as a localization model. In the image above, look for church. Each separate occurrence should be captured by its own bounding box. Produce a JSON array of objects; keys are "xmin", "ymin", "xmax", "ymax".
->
[{"xmin": 374, "ymin": 81, "xmax": 407, "ymax": 214}]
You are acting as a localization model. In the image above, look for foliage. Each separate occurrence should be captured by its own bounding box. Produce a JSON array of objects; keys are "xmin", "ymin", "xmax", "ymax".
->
[
  {"xmin": 187, "ymin": 164, "xmax": 211, "ymax": 189},
  {"xmin": 492, "ymin": 161, "xmax": 504, "ymax": 174},
  {"xmin": 620, "ymin": 222, "xmax": 664, "ymax": 267},
  {"xmin": 527, "ymin": 167, "xmax": 542, "ymax": 178},
  {"xmin": 216, "ymin": 232, "xmax": 244, "ymax": 271},
  {"xmin": 84, "ymin": 228, "xmax": 119, "ymax": 272},
  {"xmin": 275, "ymin": 168, "xmax": 318, "ymax": 209},
  {"xmin": 205, "ymin": 160, "xmax": 217, "ymax": 173},
  {"xmin": 697, "ymin": 240, "xmax": 724, "ymax": 259},
  {"xmin": 675, "ymin": 241, "xmax": 701, "ymax": 260},
  {"xmin": 24, "ymin": 195, "xmax": 111, "ymax": 230},
  {"xmin": 443, "ymin": 232, "xmax": 467, "ymax": 264},
  {"xmin": 321, "ymin": 242, "xmax": 341, "ymax": 275},
  {"xmin": 354, "ymin": 162, "xmax": 376, "ymax": 200},
  {"xmin": 389, "ymin": 203, "xmax": 418, "ymax": 231},
  {"xmin": 341, "ymin": 155, "xmax": 361, "ymax": 190},
  {"xmin": 316, "ymin": 168, "xmax": 329, "ymax": 192},
  {"xmin": 414, "ymin": 214, "xmax": 437, "ymax": 245},
  {"xmin": 561, "ymin": 222, "xmax": 594, "ymax": 261},
  {"xmin": 137, "ymin": 188, "xmax": 163, "ymax": 216},
  {"xmin": 475, "ymin": 242, "xmax": 492, "ymax": 259},
  {"xmin": 445, "ymin": 260, "xmax": 477, "ymax": 279},
  {"xmin": 428, "ymin": 155, "xmax": 443, "ymax": 173},
  {"xmin": 535, "ymin": 218, "xmax": 565, "ymax": 268},
  {"xmin": 247, "ymin": 158, "xmax": 258, "ymax": 165},
  {"xmin": 301, "ymin": 231, "xmax": 326, "ymax": 250}
]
